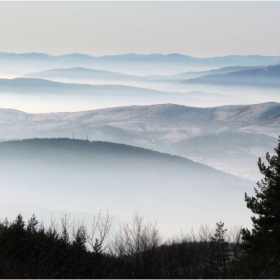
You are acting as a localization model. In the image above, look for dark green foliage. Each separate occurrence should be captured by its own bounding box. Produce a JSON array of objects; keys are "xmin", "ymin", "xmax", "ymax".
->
[
  {"xmin": 240, "ymin": 136, "xmax": 280, "ymax": 278},
  {"xmin": 204, "ymin": 222, "xmax": 230, "ymax": 278},
  {"xmin": 0, "ymin": 214, "xmax": 242, "ymax": 279},
  {"xmin": 3, "ymin": 138, "xmax": 280, "ymax": 278},
  {"xmin": 0, "ymin": 214, "xmax": 113, "ymax": 278}
]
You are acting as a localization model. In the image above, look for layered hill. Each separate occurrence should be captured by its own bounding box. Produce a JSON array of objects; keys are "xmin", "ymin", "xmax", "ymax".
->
[
  {"xmin": 1, "ymin": 102, "xmax": 279, "ymax": 140},
  {"xmin": 1, "ymin": 52, "xmax": 280, "ymax": 77},
  {"xmin": 0, "ymin": 138, "xmax": 253, "ymax": 237},
  {"xmin": 0, "ymin": 77, "xmax": 243, "ymax": 112},
  {"xmin": 147, "ymin": 66, "xmax": 258, "ymax": 81},
  {"xmin": 0, "ymin": 102, "xmax": 279, "ymax": 179},
  {"xmin": 22, "ymin": 66, "xmax": 259, "ymax": 87},
  {"xmin": 0, "ymin": 78, "xmax": 157, "ymax": 94},
  {"xmin": 178, "ymin": 64, "xmax": 280, "ymax": 89},
  {"xmin": 23, "ymin": 67, "xmax": 147, "ymax": 86}
]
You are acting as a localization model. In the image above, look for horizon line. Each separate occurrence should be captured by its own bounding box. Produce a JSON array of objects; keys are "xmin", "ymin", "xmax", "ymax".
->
[{"xmin": 1, "ymin": 51, "xmax": 280, "ymax": 59}]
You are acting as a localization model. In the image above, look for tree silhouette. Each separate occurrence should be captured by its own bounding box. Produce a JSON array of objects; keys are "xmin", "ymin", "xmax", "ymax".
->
[
  {"xmin": 204, "ymin": 222, "xmax": 229, "ymax": 278},
  {"xmin": 240, "ymin": 136, "xmax": 280, "ymax": 278}
]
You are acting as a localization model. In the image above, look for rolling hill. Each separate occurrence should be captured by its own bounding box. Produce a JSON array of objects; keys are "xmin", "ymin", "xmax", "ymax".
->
[
  {"xmin": 23, "ymin": 67, "xmax": 146, "ymax": 85},
  {"xmin": 0, "ymin": 138, "xmax": 253, "ymax": 237},
  {"xmin": 147, "ymin": 65, "xmax": 258, "ymax": 81},
  {"xmin": 0, "ymin": 102, "xmax": 279, "ymax": 179},
  {"xmin": 0, "ymin": 77, "xmax": 243, "ymax": 112},
  {"xmin": 179, "ymin": 64, "xmax": 280, "ymax": 89},
  {"xmin": 0, "ymin": 78, "xmax": 157, "ymax": 93}
]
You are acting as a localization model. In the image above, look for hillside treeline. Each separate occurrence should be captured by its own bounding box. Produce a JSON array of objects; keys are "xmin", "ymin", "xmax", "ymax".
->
[
  {"xmin": 0, "ymin": 213, "xmax": 242, "ymax": 279},
  {"xmin": 1, "ymin": 136, "xmax": 280, "ymax": 279}
]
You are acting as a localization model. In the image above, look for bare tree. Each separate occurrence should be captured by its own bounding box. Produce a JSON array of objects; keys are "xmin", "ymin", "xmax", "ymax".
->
[
  {"xmin": 113, "ymin": 213, "xmax": 161, "ymax": 278},
  {"xmin": 114, "ymin": 213, "xmax": 161, "ymax": 256},
  {"xmin": 60, "ymin": 211, "xmax": 73, "ymax": 243},
  {"xmin": 86, "ymin": 211, "xmax": 112, "ymax": 253},
  {"xmin": 49, "ymin": 210, "xmax": 113, "ymax": 252}
]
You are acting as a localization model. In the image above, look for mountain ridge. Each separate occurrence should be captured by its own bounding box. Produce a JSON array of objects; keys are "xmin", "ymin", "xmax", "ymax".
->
[
  {"xmin": 0, "ymin": 138, "xmax": 253, "ymax": 187},
  {"xmin": 0, "ymin": 103, "xmax": 279, "ymax": 180},
  {"xmin": 0, "ymin": 77, "xmax": 164, "ymax": 93},
  {"xmin": 1, "ymin": 101, "xmax": 280, "ymax": 122},
  {"xmin": 179, "ymin": 64, "xmax": 280, "ymax": 88},
  {"xmin": 23, "ymin": 67, "xmax": 144, "ymax": 79},
  {"xmin": 1, "ymin": 52, "xmax": 280, "ymax": 60},
  {"xmin": 2, "ymin": 52, "xmax": 280, "ymax": 76}
]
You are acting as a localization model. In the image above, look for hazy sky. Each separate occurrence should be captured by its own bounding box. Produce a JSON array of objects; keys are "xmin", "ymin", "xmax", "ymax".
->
[{"xmin": 0, "ymin": 1, "xmax": 280, "ymax": 57}]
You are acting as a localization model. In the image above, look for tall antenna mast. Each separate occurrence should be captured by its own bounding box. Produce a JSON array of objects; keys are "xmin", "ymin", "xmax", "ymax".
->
[{"xmin": 73, "ymin": 133, "xmax": 75, "ymax": 139}]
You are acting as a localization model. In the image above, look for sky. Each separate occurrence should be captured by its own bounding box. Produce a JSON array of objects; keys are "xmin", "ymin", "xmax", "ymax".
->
[{"xmin": 0, "ymin": 1, "xmax": 280, "ymax": 57}]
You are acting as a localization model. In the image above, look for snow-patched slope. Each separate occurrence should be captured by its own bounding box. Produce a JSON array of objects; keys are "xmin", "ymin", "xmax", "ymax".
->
[
  {"xmin": 1, "ymin": 102, "xmax": 280, "ymax": 136},
  {"xmin": 23, "ymin": 101, "xmax": 280, "ymax": 124},
  {"xmin": 214, "ymin": 102, "xmax": 280, "ymax": 122},
  {"xmin": 0, "ymin": 108, "xmax": 26, "ymax": 121},
  {"xmin": 0, "ymin": 102, "xmax": 279, "ymax": 179}
]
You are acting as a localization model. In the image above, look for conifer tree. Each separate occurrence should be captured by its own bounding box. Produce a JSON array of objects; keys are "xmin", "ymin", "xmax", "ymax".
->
[
  {"xmin": 205, "ymin": 222, "xmax": 229, "ymax": 278},
  {"xmin": 240, "ymin": 136, "xmax": 280, "ymax": 278}
]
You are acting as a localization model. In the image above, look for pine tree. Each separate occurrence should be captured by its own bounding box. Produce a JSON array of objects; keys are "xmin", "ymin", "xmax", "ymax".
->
[
  {"xmin": 27, "ymin": 214, "xmax": 39, "ymax": 234},
  {"xmin": 204, "ymin": 222, "xmax": 230, "ymax": 278},
  {"xmin": 240, "ymin": 136, "xmax": 280, "ymax": 278}
]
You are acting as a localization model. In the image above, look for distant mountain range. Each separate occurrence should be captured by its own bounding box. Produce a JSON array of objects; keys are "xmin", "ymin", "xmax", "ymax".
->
[
  {"xmin": 0, "ymin": 77, "xmax": 244, "ymax": 111},
  {"xmin": 6, "ymin": 61, "xmax": 280, "ymax": 100},
  {"xmin": 21, "ymin": 66, "xmax": 263, "ymax": 91},
  {"xmin": 0, "ymin": 102, "xmax": 279, "ymax": 179},
  {"xmin": 2, "ymin": 52, "xmax": 279, "ymax": 65},
  {"xmin": 0, "ymin": 138, "xmax": 253, "ymax": 236},
  {"xmin": 176, "ymin": 64, "xmax": 280, "ymax": 90},
  {"xmin": 0, "ymin": 77, "xmax": 159, "ymax": 94},
  {"xmin": 147, "ymin": 66, "xmax": 258, "ymax": 81},
  {"xmin": 23, "ymin": 67, "xmax": 146, "ymax": 85},
  {"xmin": 1, "ymin": 52, "xmax": 279, "ymax": 101},
  {"xmin": 1, "ymin": 52, "xmax": 280, "ymax": 76},
  {"xmin": 1, "ymin": 51, "xmax": 279, "ymax": 237}
]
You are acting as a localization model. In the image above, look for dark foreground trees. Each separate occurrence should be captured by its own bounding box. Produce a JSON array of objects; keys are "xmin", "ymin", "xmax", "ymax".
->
[
  {"xmin": 0, "ymin": 213, "xmax": 241, "ymax": 279},
  {"xmin": 0, "ymin": 212, "xmax": 116, "ymax": 278},
  {"xmin": 1, "ymin": 137, "xmax": 280, "ymax": 278},
  {"xmin": 239, "ymin": 136, "xmax": 280, "ymax": 278}
]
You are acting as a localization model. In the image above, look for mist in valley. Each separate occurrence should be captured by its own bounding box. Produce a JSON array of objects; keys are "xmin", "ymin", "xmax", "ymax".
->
[
  {"xmin": 2, "ymin": 2, "xmax": 280, "ymax": 277},
  {"xmin": 1, "ymin": 53, "xmax": 280, "ymax": 239},
  {"xmin": 0, "ymin": 139, "xmax": 254, "ymax": 238}
]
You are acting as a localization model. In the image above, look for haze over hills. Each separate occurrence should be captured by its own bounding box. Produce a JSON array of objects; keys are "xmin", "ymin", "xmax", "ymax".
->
[
  {"xmin": 172, "ymin": 64, "xmax": 280, "ymax": 93},
  {"xmin": 146, "ymin": 66, "xmax": 258, "ymax": 81},
  {"xmin": 2, "ymin": 52, "xmax": 280, "ymax": 113},
  {"xmin": 1, "ymin": 52, "xmax": 280, "ymax": 77},
  {"xmin": 0, "ymin": 102, "xmax": 279, "ymax": 180},
  {"xmin": 0, "ymin": 77, "xmax": 244, "ymax": 112},
  {"xmin": 22, "ymin": 66, "xmax": 262, "ymax": 90},
  {"xmin": 22, "ymin": 67, "xmax": 178, "ymax": 91},
  {"xmin": 1, "ymin": 51, "xmax": 280, "ymax": 237},
  {"xmin": 0, "ymin": 138, "xmax": 253, "ymax": 237},
  {"xmin": 170, "ymin": 131, "xmax": 276, "ymax": 180},
  {"xmin": 23, "ymin": 67, "xmax": 147, "ymax": 86},
  {"xmin": 2, "ymin": 2, "xmax": 280, "ymax": 276},
  {"xmin": 0, "ymin": 77, "xmax": 159, "ymax": 93}
]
